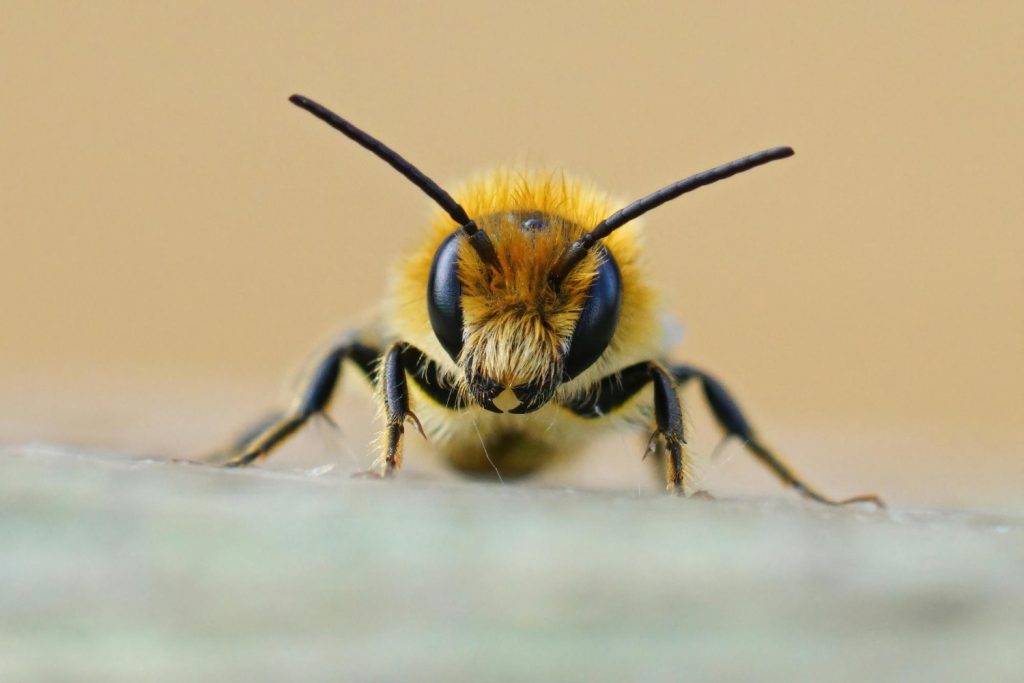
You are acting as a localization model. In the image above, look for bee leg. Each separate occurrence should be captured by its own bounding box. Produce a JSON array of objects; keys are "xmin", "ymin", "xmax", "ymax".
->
[
  {"xmin": 648, "ymin": 363, "xmax": 690, "ymax": 495},
  {"xmin": 366, "ymin": 342, "xmax": 423, "ymax": 478},
  {"xmin": 646, "ymin": 440, "xmax": 715, "ymax": 499},
  {"xmin": 560, "ymin": 361, "xmax": 690, "ymax": 495},
  {"xmin": 205, "ymin": 411, "xmax": 285, "ymax": 464},
  {"xmin": 219, "ymin": 341, "xmax": 381, "ymax": 468},
  {"xmin": 671, "ymin": 364, "xmax": 884, "ymax": 507}
]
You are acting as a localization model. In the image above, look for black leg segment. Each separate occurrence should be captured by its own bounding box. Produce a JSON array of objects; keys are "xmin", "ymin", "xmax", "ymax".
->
[
  {"xmin": 378, "ymin": 342, "xmax": 425, "ymax": 475},
  {"xmin": 649, "ymin": 363, "xmax": 687, "ymax": 493},
  {"xmin": 671, "ymin": 364, "xmax": 883, "ymax": 507},
  {"xmin": 221, "ymin": 341, "xmax": 380, "ymax": 467},
  {"xmin": 562, "ymin": 361, "xmax": 689, "ymax": 493}
]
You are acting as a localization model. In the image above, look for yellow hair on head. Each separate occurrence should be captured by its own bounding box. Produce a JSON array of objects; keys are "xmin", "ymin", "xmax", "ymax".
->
[{"xmin": 455, "ymin": 168, "xmax": 614, "ymax": 233}]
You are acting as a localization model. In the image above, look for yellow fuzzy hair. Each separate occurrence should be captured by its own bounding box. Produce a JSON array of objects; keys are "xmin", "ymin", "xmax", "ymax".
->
[{"xmin": 389, "ymin": 168, "xmax": 664, "ymax": 401}]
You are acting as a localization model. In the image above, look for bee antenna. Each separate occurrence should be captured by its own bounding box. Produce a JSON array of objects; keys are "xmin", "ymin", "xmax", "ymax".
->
[
  {"xmin": 288, "ymin": 94, "xmax": 498, "ymax": 267},
  {"xmin": 548, "ymin": 146, "xmax": 795, "ymax": 286}
]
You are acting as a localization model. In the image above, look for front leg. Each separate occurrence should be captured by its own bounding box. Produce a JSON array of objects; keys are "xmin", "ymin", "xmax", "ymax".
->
[
  {"xmin": 649, "ymin": 364, "xmax": 688, "ymax": 494},
  {"xmin": 369, "ymin": 342, "xmax": 426, "ymax": 477},
  {"xmin": 563, "ymin": 361, "xmax": 691, "ymax": 495},
  {"xmin": 216, "ymin": 339, "xmax": 446, "ymax": 476}
]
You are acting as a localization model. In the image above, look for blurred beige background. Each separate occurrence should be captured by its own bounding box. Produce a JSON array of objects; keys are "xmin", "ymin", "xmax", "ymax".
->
[{"xmin": 2, "ymin": 1, "xmax": 1021, "ymax": 508}]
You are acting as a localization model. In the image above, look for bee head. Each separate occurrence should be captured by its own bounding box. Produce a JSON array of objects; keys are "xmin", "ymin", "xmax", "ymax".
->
[
  {"xmin": 427, "ymin": 211, "xmax": 622, "ymax": 413},
  {"xmin": 287, "ymin": 94, "xmax": 794, "ymax": 414}
]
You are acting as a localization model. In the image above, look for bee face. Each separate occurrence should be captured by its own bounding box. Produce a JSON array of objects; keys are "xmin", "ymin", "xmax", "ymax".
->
[{"xmin": 427, "ymin": 212, "xmax": 622, "ymax": 413}]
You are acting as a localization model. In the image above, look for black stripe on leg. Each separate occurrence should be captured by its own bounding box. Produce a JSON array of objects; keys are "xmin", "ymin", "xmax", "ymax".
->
[
  {"xmin": 649, "ymin": 364, "xmax": 686, "ymax": 491},
  {"xmin": 223, "ymin": 415, "xmax": 305, "ymax": 467},
  {"xmin": 381, "ymin": 344, "xmax": 410, "ymax": 427},
  {"xmin": 297, "ymin": 346, "xmax": 348, "ymax": 416},
  {"xmin": 670, "ymin": 365, "xmax": 754, "ymax": 443},
  {"xmin": 379, "ymin": 343, "xmax": 420, "ymax": 472}
]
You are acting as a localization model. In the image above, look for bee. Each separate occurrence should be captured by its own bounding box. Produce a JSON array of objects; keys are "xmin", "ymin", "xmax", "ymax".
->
[{"xmin": 216, "ymin": 94, "xmax": 881, "ymax": 506}]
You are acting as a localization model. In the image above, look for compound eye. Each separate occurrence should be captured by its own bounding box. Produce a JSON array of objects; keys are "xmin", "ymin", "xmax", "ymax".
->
[
  {"xmin": 426, "ymin": 231, "xmax": 465, "ymax": 361},
  {"xmin": 562, "ymin": 248, "xmax": 623, "ymax": 380}
]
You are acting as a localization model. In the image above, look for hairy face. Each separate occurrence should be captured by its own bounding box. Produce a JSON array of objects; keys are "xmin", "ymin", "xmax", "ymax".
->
[
  {"xmin": 426, "ymin": 211, "xmax": 620, "ymax": 413},
  {"xmin": 458, "ymin": 213, "xmax": 594, "ymax": 411}
]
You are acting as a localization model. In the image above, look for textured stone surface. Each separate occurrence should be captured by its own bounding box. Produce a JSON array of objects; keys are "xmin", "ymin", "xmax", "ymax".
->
[{"xmin": 1, "ymin": 443, "xmax": 1022, "ymax": 682}]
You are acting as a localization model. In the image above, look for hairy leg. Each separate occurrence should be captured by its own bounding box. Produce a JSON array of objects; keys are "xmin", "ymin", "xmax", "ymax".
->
[
  {"xmin": 562, "ymin": 361, "xmax": 690, "ymax": 494},
  {"xmin": 368, "ymin": 342, "xmax": 425, "ymax": 477}
]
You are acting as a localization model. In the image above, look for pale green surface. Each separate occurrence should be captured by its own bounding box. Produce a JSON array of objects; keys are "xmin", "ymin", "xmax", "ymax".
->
[{"xmin": 1, "ymin": 444, "xmax": 1022, "ymax": 682}]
